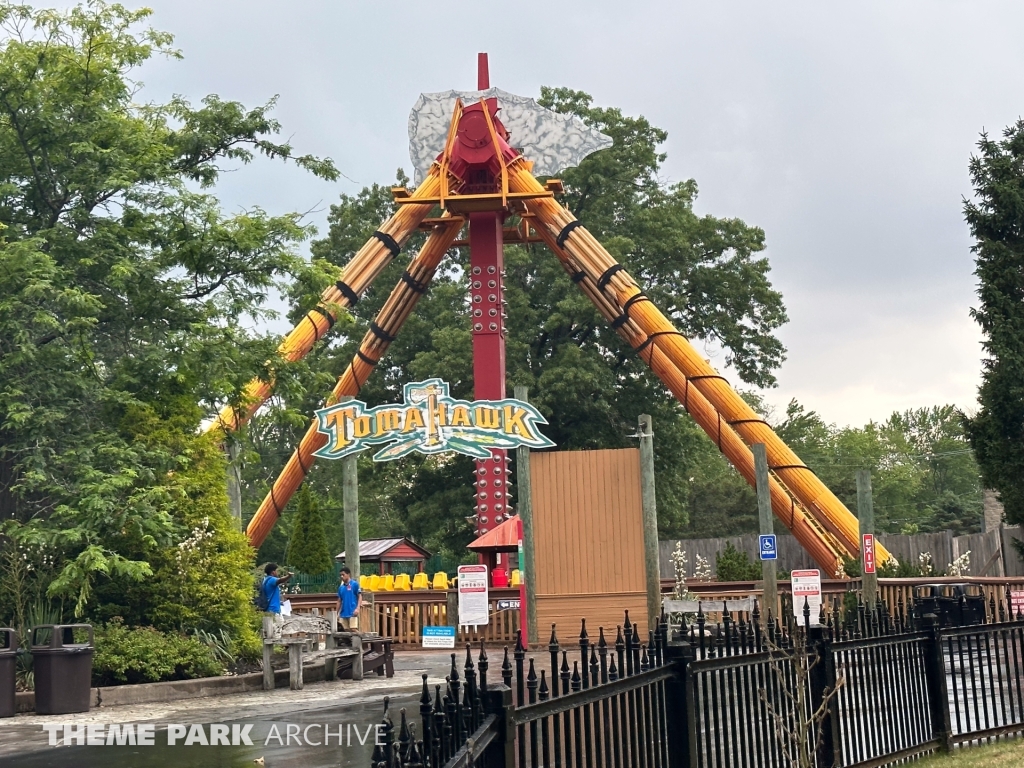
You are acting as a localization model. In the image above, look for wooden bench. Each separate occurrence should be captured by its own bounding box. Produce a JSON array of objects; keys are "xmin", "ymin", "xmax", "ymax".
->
[{"xmin": 332, "ymin": 632, "xmax": 394, "ymax": 679}]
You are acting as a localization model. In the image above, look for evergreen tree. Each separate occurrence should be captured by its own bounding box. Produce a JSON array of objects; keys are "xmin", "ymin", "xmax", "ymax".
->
[
  {"xmin": 286, "ymin": 486, "xmax": 333, "ymax": 575},
  {"xmin": 963, "ymin": 122, "xmax": 1024, "ymax": 526}
]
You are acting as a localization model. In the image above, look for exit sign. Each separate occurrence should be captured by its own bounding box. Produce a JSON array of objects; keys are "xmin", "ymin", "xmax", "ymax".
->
[{"xmin": 862, "ymin": 534, "xmax": 876, "ymax": 574}]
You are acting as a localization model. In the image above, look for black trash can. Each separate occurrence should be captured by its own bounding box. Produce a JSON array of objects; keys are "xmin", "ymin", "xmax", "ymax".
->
[
  {"xmin": 31, "ymin": 624, "xmax": 93, "ymax": 715},
  {"xmin": 0, "ymin": 628, "xmax": 16, "ymax": 718}
]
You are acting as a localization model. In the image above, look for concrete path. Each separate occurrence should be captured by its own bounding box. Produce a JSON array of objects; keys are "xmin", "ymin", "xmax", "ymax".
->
[{"xmin": 0, "ymin": 650, "xmax": 461, "ymax": 768}]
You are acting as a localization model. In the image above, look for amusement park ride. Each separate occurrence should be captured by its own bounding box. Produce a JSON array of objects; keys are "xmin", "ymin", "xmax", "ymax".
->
[{"xmin": 208, "ymin": 55, "xmax": 890, "ymax": 581}]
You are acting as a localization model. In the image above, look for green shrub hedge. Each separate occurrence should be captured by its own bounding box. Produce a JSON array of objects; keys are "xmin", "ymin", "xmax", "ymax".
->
[{"xmin": 92, "ymin": 620, "xmax": 224, "ymax": 686}]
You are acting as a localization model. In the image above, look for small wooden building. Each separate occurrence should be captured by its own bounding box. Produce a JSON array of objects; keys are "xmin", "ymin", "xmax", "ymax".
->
[{"xmin": 336, "ymin": 537, "xmax": 431, "ymax": 574}]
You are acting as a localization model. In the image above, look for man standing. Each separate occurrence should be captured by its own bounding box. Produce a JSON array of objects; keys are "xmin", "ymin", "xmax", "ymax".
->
[
  {"xmin": 336, "ymin": 566, "xmax": 362, "ymax": 632},
  {"xmin": 262, "ymin": 562, "xmax": 293, "ymax": 638}
]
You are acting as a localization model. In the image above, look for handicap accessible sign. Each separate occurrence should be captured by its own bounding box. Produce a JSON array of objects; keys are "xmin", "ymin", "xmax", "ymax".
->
[{"xmin": 759, "ymin": 534, "xmax": 778, "ymax": 561}]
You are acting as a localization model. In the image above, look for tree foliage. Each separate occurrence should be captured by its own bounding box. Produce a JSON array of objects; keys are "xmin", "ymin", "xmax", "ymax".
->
[
  {"xmin": 286, "ymin": 486, "xmax": 332, "ymax": 575},
  {"xmin": 0, "ymin": 1, "xmax": 334, "ymax": 640},
  {"xmin": 963, "ymin": 122, "xmax": 1024, "ymax": 526}
]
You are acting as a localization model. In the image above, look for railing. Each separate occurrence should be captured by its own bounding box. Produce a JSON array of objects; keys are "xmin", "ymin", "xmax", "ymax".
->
[
  {"xmin": 368, "ymin": 591, "xmax": 1024, "ymax": 768},
  {"xmin": 287, "ymin": 588, "xmax": 521, "ymax": 644}
]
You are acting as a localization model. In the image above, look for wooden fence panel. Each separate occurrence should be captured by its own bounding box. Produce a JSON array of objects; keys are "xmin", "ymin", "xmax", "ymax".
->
[
  {"xmin": 1003, "ymin": 526, "xmax": 1024, "ymax": 576},
  {"xmin": 661, "ymin": 529, "xmax": 1024, "ymax": 579}
]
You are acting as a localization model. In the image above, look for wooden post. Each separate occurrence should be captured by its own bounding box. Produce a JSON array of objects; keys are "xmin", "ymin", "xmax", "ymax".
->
[
  {"xmin": 226, "ymin": 438, "xmax": 243, "ymax": 531},
  {"xmin": 514, "ymin": 385, "xmax": 538, "ymax": 646},
  {"xmin": 341, "ymin": 403, "xmax": 360, "ymax": 581},
  {"xmin": 351, "ymin": 634, "xmax": 363, "ymax": 681},
  {"xmin": 857, "ymin": 469, "xmax": 877, "ymax": 608},
  {"xmin": 638, "ymin": 414, "xmax": 661, "ymax": 631},
  {"xmin": 753, "ymin": 444, "xmax": 778, "ymax": 622},
  {"xmin": 288, "ymin": 642, "xmax": 303, "ymax": 691},
  {"xmin": 446, "ymin": 589, "xmax": 460, "ymax": 633},
  {"xmin": 261, "ymin": 616, "xmax": 275, "ymax": 691}
]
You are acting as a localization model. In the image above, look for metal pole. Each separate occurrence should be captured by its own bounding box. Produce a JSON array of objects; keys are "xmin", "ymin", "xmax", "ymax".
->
[
  {"xmin": 753, "ymin": 444, "xmax": 778, "ymax": 622},
  {"xmin": 514, "ymin": 385, "xmax": 538, "ymax": 645},
  {"xmin": 638, "ymin": 414, "xmax": 661, "ymax": 631},
  {"xmin": 856, "ymin": 470, "xmax": 876, "ymax": 609}
]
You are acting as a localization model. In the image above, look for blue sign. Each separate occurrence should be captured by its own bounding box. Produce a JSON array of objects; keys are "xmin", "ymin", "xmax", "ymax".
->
[
  {"xmin": 422, "ymin": 626, "xmax": 456, "ymax": 648},
  {"xmin": 759, "ymin": 534, "xmax": 778, "ymax": 561}
]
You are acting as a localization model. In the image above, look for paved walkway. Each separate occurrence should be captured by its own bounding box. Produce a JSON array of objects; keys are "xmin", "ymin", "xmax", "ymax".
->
[{"xmin": 0, "ymin": 650, "xmax": 461, "ymax": 768}]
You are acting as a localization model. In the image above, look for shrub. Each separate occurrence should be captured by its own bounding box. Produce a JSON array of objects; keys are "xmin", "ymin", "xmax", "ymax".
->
[
  {"xmin": 92, "ymin": 619, "xmax": 223, "ymax": 686},
  {"xmin": 286, "ymin": 486, "xmax": 333, "ymax": 576},
  {"xmin": 715, "ymin": 542, "xmax": 762, "ymax": 581}
]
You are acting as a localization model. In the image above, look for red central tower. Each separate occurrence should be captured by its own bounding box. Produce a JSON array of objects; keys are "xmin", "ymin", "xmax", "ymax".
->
[{"xmin": 468, "ymin": 53, "xmax": 512, "ymax": 541}]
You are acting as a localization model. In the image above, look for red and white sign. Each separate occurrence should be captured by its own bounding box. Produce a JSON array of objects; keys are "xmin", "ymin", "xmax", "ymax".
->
[
  {"xmin": 457, "ymin": 565, "xmax": 489, "ymax": 626},
  {"xmin": 791, "ymin": 569, "xmax": 822, "ymax": 626},
  {"xmin": 862, "ymin": 534, "xmax": 876, "ymax": 574},
  {"xmin": 1011, "ymin": 591, "xmax": 1024, "ymax": 618}
]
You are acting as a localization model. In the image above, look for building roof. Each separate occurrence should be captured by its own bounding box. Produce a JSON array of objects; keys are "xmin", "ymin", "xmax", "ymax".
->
[
  {"xmin": 336, "ymin": 537, "xmax": 431, "ymax": 562},
  {"xmin": 467, "ymin": 516, "xmax": 521, "ymax": 552}
]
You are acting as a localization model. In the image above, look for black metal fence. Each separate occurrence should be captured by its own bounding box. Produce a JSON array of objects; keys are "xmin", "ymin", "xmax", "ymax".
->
[{"xmin": 370, "ymin": 594, "xmax": 1024, "ymax": 768}]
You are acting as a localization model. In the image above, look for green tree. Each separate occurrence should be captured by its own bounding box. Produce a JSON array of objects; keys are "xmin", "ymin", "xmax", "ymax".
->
[
  {"xmin": 286, "ymin": 486, "xmax": 332, "ymax": 575},
  {"xmin": 244, "ymin": 90, "xmax": 789, "ymax": 553},
  {"xmin": 963, "ymin": 122, "xmax": 1024, "ymax": 526},
  {"xmin": 775, "ymin": 401, "xmax": 981, "ymax": 534},
  {"xmin": 0, "ymin": 1, "xmax": 336, "ymax": 631}
]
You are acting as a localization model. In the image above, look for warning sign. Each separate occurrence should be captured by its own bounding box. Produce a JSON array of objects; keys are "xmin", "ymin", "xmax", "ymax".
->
[{"xmin": 791, "ymin": 569, "xmax": 822, "ymax": 626}]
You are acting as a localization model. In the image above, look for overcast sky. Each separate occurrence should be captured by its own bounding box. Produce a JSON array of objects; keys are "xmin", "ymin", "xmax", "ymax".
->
[{"xmin": 133, "ymin": 1, "xmax": 1024, "ymax": 428}]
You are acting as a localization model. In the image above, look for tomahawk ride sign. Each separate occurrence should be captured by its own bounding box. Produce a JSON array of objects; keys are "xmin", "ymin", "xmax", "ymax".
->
[{"xmin": 313, "ymin": 378, "xmax": 554, "ymax": 462}]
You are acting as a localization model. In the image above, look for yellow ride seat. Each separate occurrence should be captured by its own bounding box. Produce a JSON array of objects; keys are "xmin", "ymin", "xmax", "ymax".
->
[
  {"xmin": 366, "ymin": 574, "xmax": 381, "ymax": 591},
  {"xmin": 394, "ymin": 573, "xmax": 412, "ymax": 591},
  {"xmin": 431, "ymin": 572, "xmax": 450, "ymax": 590},
  {"xmin": 510, "ymin": 569, "xmax": 522, "ymax": 586},
  {"xmin": 412, "ymin": 572, "xmax": 429, "ymax": 589},
  {"xmin": 382, "ymin": 574, "xmax": 395, "ymax": 591}
]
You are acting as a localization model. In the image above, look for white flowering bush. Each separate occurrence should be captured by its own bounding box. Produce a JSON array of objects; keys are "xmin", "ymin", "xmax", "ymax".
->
[
  {"xmin": 918, "ymin": 552, "xmax": 934, "ymax": 576},
  {"xmin": 694, "ymin": 554, "xmax": 712, "ymax": 583},
  {"xmin": 671, "ymin": 542, "xmax": 690, "ymax": 599},
  {"xmin": 947, "ymin": 551, "xmax": 971, "ymax": 578}
]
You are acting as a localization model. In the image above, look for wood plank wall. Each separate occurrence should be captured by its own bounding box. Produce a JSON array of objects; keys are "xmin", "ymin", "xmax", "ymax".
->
[
  {"xmin": 531, "ymin": 448, "xmax": 649, "ymax": 640},
  {"xmin": 660, "ymin": 526, "xmax": 1024, "ymax": 579}
]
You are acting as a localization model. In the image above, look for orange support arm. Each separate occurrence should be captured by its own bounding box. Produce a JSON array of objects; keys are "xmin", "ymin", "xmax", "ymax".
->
[
  {"xmin": 245, "ymin": 216, "xmax": 464, "ymax": 548},
  {"xmin": 531, "ymin": 219, "xmax": 848, "ymax": 574},
  {"xmin": 207, "ymin": 169, "xmax": 445, "ymax": 434},
  {"xmin": 511, "ymin": 161, "xmax": 890, "ymax": 568}
]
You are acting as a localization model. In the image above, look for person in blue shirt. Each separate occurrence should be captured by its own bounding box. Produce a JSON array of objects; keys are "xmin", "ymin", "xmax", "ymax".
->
[
  {"xmin": 336, "ymin": 566, "xmax": 362, "ymax": 632},
  {"xmin": 262, "ymin": 562, "xmax": 293, "ymax": 637}
]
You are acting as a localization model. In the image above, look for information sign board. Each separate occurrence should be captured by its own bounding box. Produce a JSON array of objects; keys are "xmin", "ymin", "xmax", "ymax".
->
[
  {"xmin": 457, "ymin": 564, "xmax": 489, "ymax": 626},
  {"xmin": 791, "ymin": 569, "xmax": 822, "ymax": 626},
  {"xmin": 422, "ymin": 626, "xmax": 456, "ymax": 648}
]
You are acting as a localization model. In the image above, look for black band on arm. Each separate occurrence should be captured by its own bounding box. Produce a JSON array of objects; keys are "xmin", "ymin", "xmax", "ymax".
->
[
  {"xmin": 622, "ymin": 293, "xmax": 648, "ymax": 315},
  {"xmin": 335, "ymin": 280, "xmax": 360, "ymax": 305},
  {"xmin": 369, "ymin": 322, "xmax": 396, "ymax": 343},
  {"xmin": 556, "ymin": 220, "xmax": 583, "ymax": 248},
  {"xmin": 570, "ymin": 270, "xmax": 587, "ymax": 284},
  {"xmin": 310, "ymin": 305, "xmax": 336, "ymax": 329},
  {"xmin": 401, "ymin": 271, "xmax": 428, "ymax": 294},
  {"xmin": 611, "ymin": 314, "xmax": 630, "ymax": 329},
  {"xmin": 356, "ymin": 352, "xmax": 380, "ymax": 370},
  {"xmin": 597, "ymin": 264, "xmax": 624, "ymax": 290},
  {"xmin": 372, "ymin": 230, "xmax": 401, "ymax": 258}
]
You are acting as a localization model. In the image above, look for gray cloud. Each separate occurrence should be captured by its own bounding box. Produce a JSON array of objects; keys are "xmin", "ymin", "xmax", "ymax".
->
[{"xmin": 134, "ymin": 0, "xmax": 1020, "ymax": 426}]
